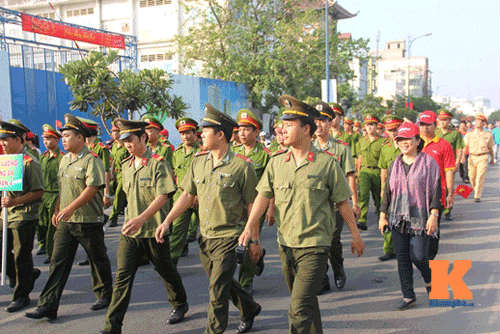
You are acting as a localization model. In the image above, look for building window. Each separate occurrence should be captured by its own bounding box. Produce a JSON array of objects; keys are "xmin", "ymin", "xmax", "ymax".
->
[
  {"xmin": 66, "ymin": 7, "xmax": 95, "ymax": 17},
  {"xmin": 140, "ymin": 52, "xmax": 174, "ymax": 62},
  {"xmin": 139, "ymin": 0, "xmax": 172, "ymax": 8},
  {"xmin": 39, "ymin": 12, "xmax": 56, "ymax": 19}
]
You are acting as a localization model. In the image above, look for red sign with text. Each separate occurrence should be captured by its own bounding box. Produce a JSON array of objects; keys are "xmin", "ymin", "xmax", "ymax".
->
[{"xmin": 21, "ymin": 14, "xmax": 125, "ymax": 49}]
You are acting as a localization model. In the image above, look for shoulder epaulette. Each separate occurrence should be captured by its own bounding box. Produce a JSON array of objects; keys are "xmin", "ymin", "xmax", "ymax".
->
[
  {"xmin": 23, "ymin": 154, "xmax": 33, "ymax": 163},
  {"xmin": 98, "ymin": 142, "xmax": 106, "ymax": 149},
  {"xmin": 89, "ymin": 151, "xmax": 99, "ymax": 158},
  {"xmin": 272, "ymin": 149, "xmax": 287, "ymax": 157},
  {"xmin": 236, "ymin": 153, "xmax": 253, "ymax": 163},
  {"xmin": 322, "ymin": 150, "xmax": 340, "ymax": 161},
  {"xmin": 263, "ymin": 146, "xmax": 271, "ymax": 154},
  {"xmin": 195, "ymin": 151, "xmax": 209, "ymax": 157},
  {"xmin": 152, "ymin": 153, "xmax": 164, "ymax": 161},
  {"xmin": 335, "ymin": 139, "xmax": 349, "ymax": 146}
]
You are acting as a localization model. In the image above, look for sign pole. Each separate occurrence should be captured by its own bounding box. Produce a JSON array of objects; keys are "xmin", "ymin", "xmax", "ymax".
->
[{"xmin": 1, "ymin": 191, "xmax": 7, "ymax": 286}]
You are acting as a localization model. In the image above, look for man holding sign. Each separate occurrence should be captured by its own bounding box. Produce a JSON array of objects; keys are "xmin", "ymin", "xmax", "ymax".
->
[{"xmin": 0, "ymin": 120, "xmax": 43, "ymax": 313}]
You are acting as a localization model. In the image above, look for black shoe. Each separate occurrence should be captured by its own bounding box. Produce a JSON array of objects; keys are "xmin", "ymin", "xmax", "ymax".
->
[
  {"xmin": 463, "ymin": 179, "xmax": 470, "ymax": 184},
  {"xmin": 36, "ymin": 247, "xmax": 46, "ymax": 256},
  {"xmin": 255, "ymin": 248, "xmax": 266, "ymax": 276},
  {"xmin": 78, "ymin": 259, "xmax": 90, "ymax": 266},
  {"xmin": 33, "ymin": 268, "xmax": 41, "ymax": 283},
  {"xmin": 187, "ymin": 235, "xmax": 197, "ymax": 243},
  {"xmin": 181, "ymin": 245, "xmax": 188, "ymax": 257},
  {"xmin": 397, "ymin": 298, "xmax": 416, "ymax": 310},
  {"xmin": 425, "ymin": 285, "xmax": 431, "ymax": 295},
  {"xmin": 103, "ymin": 214, "xmax": 109, "ymax": 225},
  {"xmin": 43, "ymin": 258, "xmax": 51, "ymax": 264},
  {"xmin": 242, "ymin": 285, "xmax": 253, "ymax": 296},
  {"xmin": 334, "ymin": 273, "xmax": 346, "ymax": 290},
  {"xmin": 237, "ymin": 304, "xmax": 261, "ymax": 333},
  {"xmin": 6, "ymin": 297, "xmax": 30, "ymax": 312},
  {"xmin": 474, "ymin": 198, "xmax": 480, "ymax": 203},
  {"xmin": 167, "ymin": 304, "xmax": 188, "ymax": 324},
  {"xmin": 378, "ymin": 253, "xmax": 396, "ymax": 262},
  {"xmin": 444, "ymin": 213, "xmax": 453, "ymax": 221},
  {"xmin": 25, "ymin": 305, "xmax": 57, "ymax": 320},
  {"xmin": 318, "ymin": 274, "xmax": 330, "ymax": 295},
  {"xmin": 108, "ymin": 221, "xmax": 118, "ymax": 227},
  {"xmin": 90, "ymin": 298, "xmax": 110, "ymax": 311},
  {"xmin": 100, "ymin": 330, "xmax": 121, "ymax": 334},
  {"xmin": 357, "ymin": 223, "xmax": 367, "ymax": 231}
]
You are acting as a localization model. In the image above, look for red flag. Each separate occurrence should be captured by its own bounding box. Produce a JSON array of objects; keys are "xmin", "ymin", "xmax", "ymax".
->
[
  {"xmin": 454, "ymin": 184, "xmax": 473, "ymax": 199},
  {"xmin": 55, "ymin": 120, "xmax": 62, "ymax": 128}
]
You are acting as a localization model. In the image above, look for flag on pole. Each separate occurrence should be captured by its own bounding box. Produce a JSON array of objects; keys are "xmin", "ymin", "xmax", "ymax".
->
[
  {"xmin": 454, "ymin": 184, "xmax": 473, "ymax": 199},
  {"xmin": 55, "ymin": 120, "xmax": 62, "ymax": 128}
]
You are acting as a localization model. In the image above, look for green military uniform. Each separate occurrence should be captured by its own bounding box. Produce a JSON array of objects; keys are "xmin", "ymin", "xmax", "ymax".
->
[
  {"xmin": 142, "ymin": 115, "xmax": 174, "ymax": 168},
  {"xmin": 183, "ymin": 104, "xmax": 260, "ymax": 334},
  {"xmin": 38, "ymin": 124, "xmax": 64, "ymax": 260},
  {"xmin": 313, "ymin": 127, "xmax": 355, "ymax": 289},
  {"xmin": 169, "ymin": 117, "xmax": 200, "ymax": 265},
  {"xmin": 88, "ymin": 137, "xmax": 111, "ymax": 172},
  {"xmin": 355, "ymin": 116, "xmax": 385, "ymax": 228},
  {"xmin": 35, "ymin": 114, "xmax": 113, "ymax": 313},
  {"xmin": 0, "ymin": 120, "xmax": 43, "ymax": 307},
  {"xmin": 256, "ymin": 95, "xmax": 351, "ymax": 333},
  {"xmin": 9, "ymin": 119, "xmax": 40, "ymax": 160},
  {"xmin": 109, "ymin": 140, "xmax": 129, "ymax": 226},
  {"xmin": 232, "ymin": 109, "xmax": 271, "ymax": 291},
  {"xmin": 104, "ymin": 120, "xmax": 187, "ymax": 332}
]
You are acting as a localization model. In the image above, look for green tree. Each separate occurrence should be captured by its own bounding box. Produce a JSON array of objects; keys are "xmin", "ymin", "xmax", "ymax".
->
[
  {"xmin": 59, "ymin": 50, "xmax": 186, "ymax": 134},
  {"xmin": 488, "ymin": 110, "xmax": 500, "ymax": 123},
  {"xmin": 177, "ymin": 0, "xmax": 369, "ymax": 111}
]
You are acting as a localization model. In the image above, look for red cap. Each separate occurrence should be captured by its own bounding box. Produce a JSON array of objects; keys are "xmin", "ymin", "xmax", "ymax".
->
[
  {"xmin": 395, "ymin": 122, "xmax": 420, "ymax": 140},
  {"xmin": 419, "ymin": 110, "xmax": 437, "ymax": 124},
  {"xmin": 160, "ymin": 129, "xmax": 169, "ymax": 138},
  {"xmin": 475, "ymin": 113, "xmax": 488, "ymax": 122}
]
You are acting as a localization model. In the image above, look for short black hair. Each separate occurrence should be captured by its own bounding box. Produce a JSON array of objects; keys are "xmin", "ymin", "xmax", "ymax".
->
[{"xmin": 298, "ymin": 118, "xmax": 317, "ymax": 137}]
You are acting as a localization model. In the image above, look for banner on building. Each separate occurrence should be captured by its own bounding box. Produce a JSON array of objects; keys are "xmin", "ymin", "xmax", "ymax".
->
[
  {"xmin": 21, "ymin": 14, "xmax": 125, "ymax": 49},
  {"xmin": 0, "ymin": 154, "xmax": 24, "ymax": 191}
]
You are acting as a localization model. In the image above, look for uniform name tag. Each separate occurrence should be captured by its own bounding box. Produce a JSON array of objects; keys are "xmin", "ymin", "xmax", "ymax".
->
[
  {"xmin": 140, "ymin": 177, "xmax": 152, "ymax": 181},
  {"xmin": 307, "ymin": 174, "xmax": 321, "ymax": 179}
]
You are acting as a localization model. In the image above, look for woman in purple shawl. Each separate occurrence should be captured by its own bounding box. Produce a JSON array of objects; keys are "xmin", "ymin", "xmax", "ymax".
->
[{"xmin": 378, "ymin": 122, "xmax": 442, "ymax": 310}]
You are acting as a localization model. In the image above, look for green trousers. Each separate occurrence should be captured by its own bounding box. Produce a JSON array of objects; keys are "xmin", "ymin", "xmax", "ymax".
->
[
  {"xmin": 0, "ymin": 222, "xmax": 36, "ymax": 300},
  {"xmin": 199, "ymin": 237, "xmax": 260, "ymax": 334},
  {"xmin": 104, "ymin": 235, "xmax": 188, "ymax": 331},
  {"xmin": 358, "ymin": 167, "xmax": 381, "ymax": 225},
  {"xmin": 279, "ymin": 245, "xmax": 328, "ymax": 334},
  {"xmin": 169, "ymin": 191, "xmax": 198, "ymax": 265},
  {"xmin": 188, "ymin": 211, "xmax": 199, "ymax": 240},
  {"xmin": 37, "ymin": 222, "xmax": 113, "ymax": 311},
  {"xmin": 38, "ymin": 192, "xmax": 59, "ymax": 258},
  {"xmin": 109, "ymin": 179, "xmax": 127, "ymax": 225},
  {"xmin": 383, "ymin": 231, "xmax": 394, "ymax": 255},
  {"xmin": 328, "ymin": 210, "xmax": 344, "ymax": 278},
  {"xmin": 238, "ymin": 218, "xmax": 264, "ymax": 289}
]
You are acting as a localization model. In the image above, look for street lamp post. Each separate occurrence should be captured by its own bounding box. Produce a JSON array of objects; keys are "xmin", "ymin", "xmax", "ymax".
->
[{"xmin": 406, "ymin": 32, "xmax": 432, "ymax": 107}]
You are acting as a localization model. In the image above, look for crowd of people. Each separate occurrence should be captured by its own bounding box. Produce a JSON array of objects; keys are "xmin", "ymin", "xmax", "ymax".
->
[{"xmin": 0, "ymin": 96, "xmax": 497, "ymax": 334}]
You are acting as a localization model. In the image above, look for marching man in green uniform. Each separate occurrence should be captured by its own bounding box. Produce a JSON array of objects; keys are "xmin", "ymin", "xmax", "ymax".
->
[
  {"xmin": 170, "ymin": 117, "xmax": 201, "ymax": 265},
  {"xmin": 377, "ymin": 114, "xmax": 403, "ymax": 261},
  {"xmin": 343, "ymin": 117, "xmax": 361, "ymax": 148},
  {"xmin": 142, "ymin": 115, "xmax": 174, "ymax": 168},
  {"xmin": 355, "ymin": 115, "xmax": 386, "ymax": 231},
  {"xmin": 0, "ymin": 121, "xmax": 43, "ymax": 312},
  {"xmin": 25, "ymin": 114, "xmax": 113, "ymax": 321},
  {"xmin": 329, "ymin": 103, "xmax": 353, "ymax": 147},
  {"xmin": 9, "ymin": 119, "xmax": 40, "ymax": 160},
  {"xmin": 269, "ymin": 120, "xmax": 286, "ymax": 153},
  {"xmin": 239, "ymin": 95, "xmax": 364, "ymax": 334},
  {"xmin": 232, "ymin": 109, "xmax": 271, "ymax": 294},
  {"xmin": 436, "ymin": 109, "xmax": 464, "ymax": 220},
  {"xmin": 101, "ymin": 119, "xmax": 188, "ymax": 334},
  {"xmin": 108, "ymin": 120, "xmax": 130, "ymax": 227},
  {"xmin": 39, "ymin": 124, "xmax": 64, "ymax": 264},
  {"xmin": 155, "ymin": 104, "xmax": 261, "ymax": 334},
  {"xmin": 312, "ymin": 101, "xmax": 360, "ymax": 292}
]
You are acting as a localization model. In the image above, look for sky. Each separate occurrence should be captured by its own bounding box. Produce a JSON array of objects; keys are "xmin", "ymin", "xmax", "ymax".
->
[{"xmin": 338, "ymin": 0, "xmax": 500, "ymax": 109}]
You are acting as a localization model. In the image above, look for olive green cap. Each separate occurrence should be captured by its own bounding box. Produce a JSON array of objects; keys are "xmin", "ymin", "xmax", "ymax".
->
[
  {"xmin": 0, "ymin": 120, "xmax": 25, "ymax": 139},
  {"xmin": 117, "ymin": 119, "xmax": 149, "ymax": 140},
  {"xmin": 237, "ymin": 109, "xmax": 262, "ymax": 130},
  {"xmin": 59, "ymin": 113, "xmax": 91, "ymax": 137},
  {"xmin": 141, "ymin": 114, "xmax": 164, "ymax": 130}
]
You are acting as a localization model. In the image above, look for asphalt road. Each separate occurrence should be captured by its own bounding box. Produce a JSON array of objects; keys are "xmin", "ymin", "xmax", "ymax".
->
[{"xmin": 0, "ymin": 165, "xmax": 499, "ymax": 334}]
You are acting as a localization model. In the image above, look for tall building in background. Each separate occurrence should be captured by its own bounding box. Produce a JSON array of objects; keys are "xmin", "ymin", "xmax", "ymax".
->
[
  {"xmin": 1, "ymin": 0, "xmax": 210, "ymax": 72},
  {"xmin": 369, "ymin": 40, "xmax": 430, "ymax": 102}
]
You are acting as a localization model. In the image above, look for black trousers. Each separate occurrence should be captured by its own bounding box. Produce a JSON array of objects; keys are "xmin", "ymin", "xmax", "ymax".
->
[{"xmin": 392, "ymin": 229, "xmax": 432, "ymax": 299}]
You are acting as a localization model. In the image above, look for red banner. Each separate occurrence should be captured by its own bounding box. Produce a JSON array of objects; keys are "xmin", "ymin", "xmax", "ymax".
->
[{"xmin": 21, "ymin": 14, "xmax": 125, "ymax": 49}]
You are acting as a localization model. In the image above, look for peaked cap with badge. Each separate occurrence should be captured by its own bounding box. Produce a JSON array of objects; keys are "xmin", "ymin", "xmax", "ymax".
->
[
  {"xmin": 200, "ymin": 103, "xmax": 238, "ymax": 137},
  {"xmin": 76, "ymin": 116, "xmax": 99, "ymax": 136},
  {"xmin": 328, "ymin": 102, "xmax": 344, "ymax": 116},
  {"xmin": 382, "ymin": 114, "xmax": 403, "ymax": 130},
  {"xmin": 59, "ymin": 113, "xmax": 91, "ymax": 137},
  {"xmin": 437, "ymin": 109, "xmax": 453, "ymax": 120},
  {"xmin": 313, "ymin": 101, "xmax": 335, "ymax": 121},
  {"xmin": 9, "ymin": 119, "xmax": 30, "ymax": 134},
  {"xmin": 141, "ymin": 115, "xmax": 164, "ymax": 131},
  {"xmin": 0, "ymin": 120, "xmax": 26, "ymax": 139},
  {"xmin": 279, "ymin": 94, "xmax": 319, "ymax": 124},
  {"xmin": 363, "ymin": 114, "xmax": 379, "ymax": 125},
  {"xmin": 117, "ymin": 119, "xmax": 149, "ymax": 141},
  {"xmin": 237, "ymin": 109, "xmax": 262, "ymax": 130},
  {"xmin": 175, "ymin": 117, "xmax": 198, "ymax": 132},
  {"xmin": 42, "ymin": 123, "xmax": 61, "ymax": 138}
]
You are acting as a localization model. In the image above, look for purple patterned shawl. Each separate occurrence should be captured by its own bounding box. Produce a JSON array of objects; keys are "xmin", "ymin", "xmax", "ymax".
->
[{"xmin": 388, "ymin": 152, "xmax": 441, "ymax": 235}]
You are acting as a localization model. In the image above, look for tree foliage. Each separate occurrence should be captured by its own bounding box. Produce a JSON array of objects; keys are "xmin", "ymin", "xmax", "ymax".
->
[
  {"xmin": 488, "ymin": 110, "xmax": 500, "ymax": 123},
  {"xmin": 177, "ymin": 0, "xmax": 369, "ymax": 111},
  {"xmin": 59, "ymin": 50, "xmax": 186, "ymax": 134}
]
